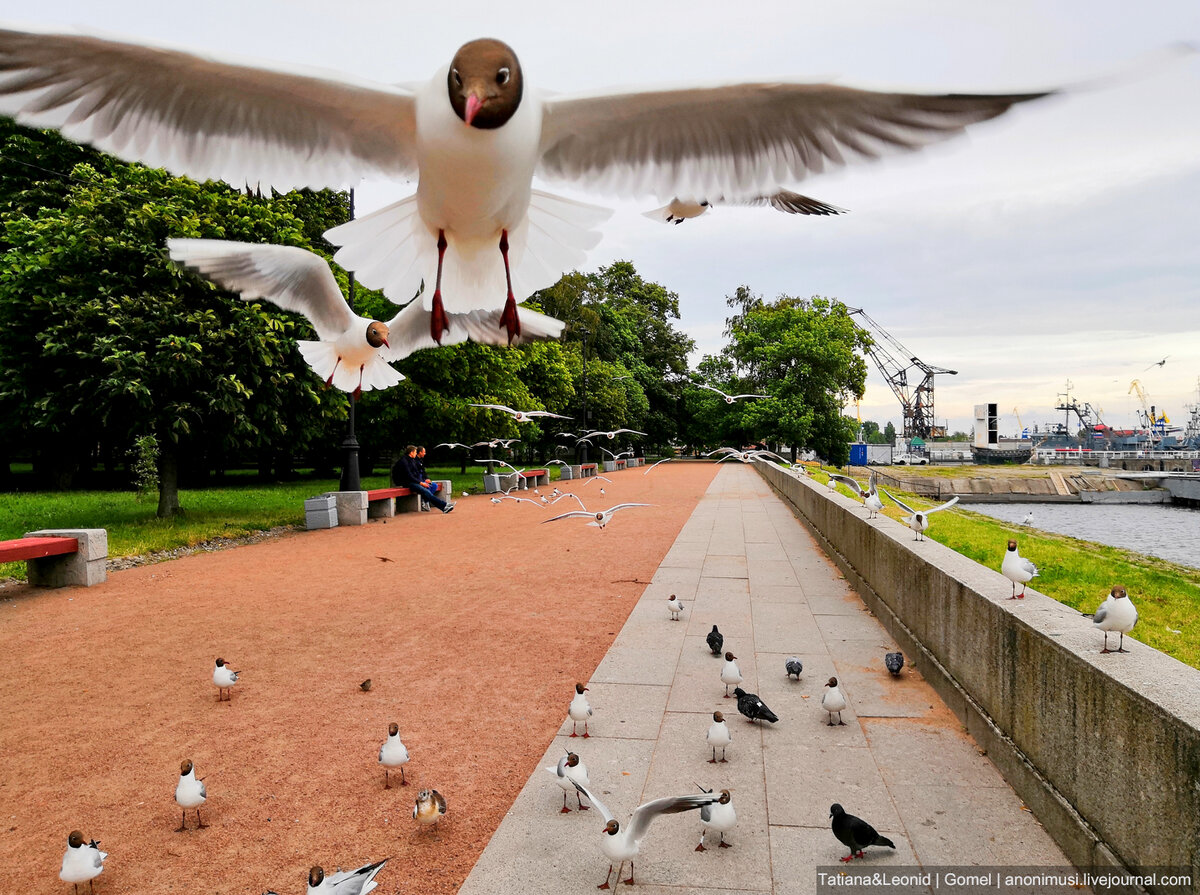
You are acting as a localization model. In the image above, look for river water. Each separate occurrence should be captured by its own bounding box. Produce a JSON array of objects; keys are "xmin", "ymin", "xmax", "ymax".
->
[{"xmin": 968, "ymin": 502, "xmax": 1200, "ymax": 570}]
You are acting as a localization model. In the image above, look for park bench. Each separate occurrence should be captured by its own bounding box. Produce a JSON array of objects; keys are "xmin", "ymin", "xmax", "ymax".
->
[
  {"xmin": 366, "ymin": 481, "xmax": 451, "ymax": 517},
  {"xmin": 0, "ymin": 529, "xmax": 107, "ymax": 587},
  {"xmin": 518, "ymin": 469, "xmax": 550, "ymax": 488},
  {"xmin": 580, "ymin": 463, "xmax": 598, "ymax": 478},
  {"xmin": 615, "ymin": 459, "xmax": 627, "ymax": 470}
]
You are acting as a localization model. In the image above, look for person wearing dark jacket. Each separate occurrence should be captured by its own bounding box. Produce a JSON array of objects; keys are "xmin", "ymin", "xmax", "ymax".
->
[{"xmin": 396, "ymin": 445, "xmax": 453, "ymax": 513}]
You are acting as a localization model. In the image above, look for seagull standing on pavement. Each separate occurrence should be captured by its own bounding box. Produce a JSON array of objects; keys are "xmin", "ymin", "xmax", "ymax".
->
[
  {"xmin": 1001, "ymin": 539, "xmax": 1038, "ymax": 599},
  {"xmin": 706, "ymin": 625, "xmax": 724, "ymax": 656},
  {"xmin": 822, "ymin": 677, "xmax": 848, "ymax": 726},
  {"xmin": 212, "ymin": 658, "xmax": 238, "ymax": 701},
  {"xmin": 379, "ymin": 722, "xmax": 410, "ymax": 788},
  {"xmin": 545, "ymin": 751, "xmax": 591, "ymax": 813},
  {"xmin": 667, "ymin": 594, "xmax": 685, "ymax": 621},
  {"xmin": 733, "ymin": 687, "xmax": 779, "ymax": 724},
  {"xmin": 706, "ymin": 711, "xmax": 731, "ymax": 763},
  {"xmin": 60, "ymin": 831, "xmax": 106, "ymax": 895},
  {"xmin": 696, "ymin": 788, "xmax": 738, "ymax": 851},
  {"xmin": 570, "ymin": 779, "xmax": 719, "ymax": 889},
  {"xmin": 720, "ymin": 652, "xmax": 743, "ymax": 698},
  {"xmin": 830, "ymin": 804, "xmax": 896, "ymax": 862},
  {"xmin": 785, "ymin": 656, "xmax": 804, "ymax": 680},
  {"xmin": 1093, "ymin": 586, "xmax": 1138, "ymax": 653},
  {"xmin": 305, "ymin": 859, "xmax": 388, "ymax": 895},
  {"xmin": 174, "ymin": 759, "xmax": 208, "ymax": 831},
  {"xmin": 568, "ymin": 682, "xmax": 593, "ymax": 738},
  {"xmin": 880, "ymin": 489, "xmax": 959, "ymax": 541}
]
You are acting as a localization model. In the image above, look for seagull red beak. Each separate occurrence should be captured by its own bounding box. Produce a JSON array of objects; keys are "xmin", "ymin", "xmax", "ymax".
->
[
  {"xmin": 464, "ymin": 94, "xmax": 484, "ymax": 125},
  {"xmin": 381, "ymin": 336, "xmax": 390, "ymax": 349}
]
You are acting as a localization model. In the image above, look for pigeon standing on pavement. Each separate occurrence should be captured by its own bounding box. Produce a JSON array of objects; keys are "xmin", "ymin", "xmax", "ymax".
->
[
  {"xmin": 696, "ymin": 788, "xmax": 737, "ymax": 851},
  {"xmin": 174, "ymin": 759, "xmax": 208, "ymax": 831},
  {"xmin": 884, "ymin": 652, "xmax": 905, "ymax": 676},
  {"xmin": 720, "ymin": 652, "xmax": 743, "ymax": 698},
  {"xmin": 733, "ymin": 687, "xmax": 779, "ymax": 724},
  {"xmin": 1001, "ymin": 539, "xmax": 1039, "ymax": 599},
  {"xmin": 379, "ymin": 722, "xmax": 410, "ymax": 788},
  {"xmin": 707, "ymin": 625, "xmax": 724, "ymax": 656},
  {"xmin": 60, "ymin": 831, "xmax": 106, "ymax": 894},
  {"xmin": 413, "ymin": 789, "xmax": 448, "ymax": 829},
  {"xmin": 667, "ymin": 594, "xmax": 685, "ymax": 621},
  {"xmin": 545, "ymin": 751, "xmax": 591, "ymax": 813},
  {"xmin": 830, "ymin": 803, "xmax": 896, "ymax": 862},
  {"xmin": 706, "ymin": 711, "xmax": 731, "ymax": 763},
  {"xmin": 568, "ymin": 682, "xmax": 593, "ymax": 737},
  {"xmin": 1093, "ymin": 585, "xmax": 1138, "ymax": 654},
  {"xmin": 785, "ymin": 656, "xmax": 803, "ymax": 680},
  {"xmin": 822, "ymin": 677, "xmax": 848, "ymax": 726}
]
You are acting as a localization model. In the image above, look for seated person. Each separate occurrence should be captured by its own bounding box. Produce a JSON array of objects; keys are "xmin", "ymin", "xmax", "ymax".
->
[{"xmin": 395, "ymin": 445, "xmax": 453, "ymax": 514}]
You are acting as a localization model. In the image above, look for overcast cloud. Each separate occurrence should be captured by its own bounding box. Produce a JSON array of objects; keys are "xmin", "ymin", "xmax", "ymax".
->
[{"xmin": 8, "ymin": 0, "xmax": 1199, "ymax": 435}]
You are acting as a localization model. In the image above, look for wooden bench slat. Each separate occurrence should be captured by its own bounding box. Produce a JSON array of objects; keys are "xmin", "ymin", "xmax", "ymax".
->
[
  {"xmin": 0, "ymin": 537, "xmax": 79, "ymax": 562},
  {"xmin": 366, "ymin": 487, "xmax": 413, "ymax": 500}
]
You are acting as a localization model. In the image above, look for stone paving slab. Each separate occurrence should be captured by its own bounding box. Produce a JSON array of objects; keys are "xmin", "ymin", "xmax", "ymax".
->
[{"xmin": 460, "ymin": 465, "xmax": 1071, "ymax": 895}]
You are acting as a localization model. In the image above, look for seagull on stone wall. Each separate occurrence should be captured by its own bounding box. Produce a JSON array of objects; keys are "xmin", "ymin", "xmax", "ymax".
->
[{"xmin": 879, "ymin": 489, "xmax": 959, "ymax": 541}]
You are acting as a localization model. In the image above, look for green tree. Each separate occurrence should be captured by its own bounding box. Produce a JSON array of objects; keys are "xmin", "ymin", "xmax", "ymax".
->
[{"xmin": 884, "ymin": 421, "xmax": 897, "ymax": 443}]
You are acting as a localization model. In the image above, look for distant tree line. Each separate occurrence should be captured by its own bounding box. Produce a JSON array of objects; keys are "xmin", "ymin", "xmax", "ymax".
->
[{"xmin": 0, "ymin": 122, "xmax": 871, "ymax": 513}]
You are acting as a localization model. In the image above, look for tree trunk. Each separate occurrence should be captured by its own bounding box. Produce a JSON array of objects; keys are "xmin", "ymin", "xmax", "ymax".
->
[{"xmin": 157, "ymin": 444, "xmax": 181, "ymax": 518}]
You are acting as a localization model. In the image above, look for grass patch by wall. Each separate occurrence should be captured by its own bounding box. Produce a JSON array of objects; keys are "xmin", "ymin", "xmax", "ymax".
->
[{"xmin": 811, "ymin": 469, "xmax": 1200, "ymax": 670}]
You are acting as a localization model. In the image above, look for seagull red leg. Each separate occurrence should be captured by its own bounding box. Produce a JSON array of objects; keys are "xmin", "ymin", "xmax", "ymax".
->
[
  {"xmin": 561, "ymin": 793, "xmax": 571, "ymax": 814},
  {"xmin": 497, "ymin": 229, "xmax": 521, "ymax": 344},
  {"xmin": 624, "ymin": 862, "xmax": 634, "ymax": 885},
  {"xmin": 598, "ymin": 864, "xmax": 613, "ymax": 890},
  {"xmin": 325, "ymin": 357, "xmax": 341, "ymax": 388},
  {"xmin": 430, "ymin": 230, "xmax": 449, "ymax": 344},
  {"xmin": 196, "ymin": 808, "xmax": 207, "ymax": 829}
]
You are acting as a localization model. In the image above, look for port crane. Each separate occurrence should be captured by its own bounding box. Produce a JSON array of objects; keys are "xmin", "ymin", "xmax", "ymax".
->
[
  {"xmin": 1128, "ymin": 379, "xmax": 1170, "ymax": 443},
  {"xmin": 847, "ymin": 308, "xmax": 956, "ymax": 440}
]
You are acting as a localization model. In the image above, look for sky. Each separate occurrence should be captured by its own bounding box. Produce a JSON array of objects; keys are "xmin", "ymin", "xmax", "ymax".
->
[{"xmin": 7, "ymin": 1, "xmax": 1200, "ymax": 437}]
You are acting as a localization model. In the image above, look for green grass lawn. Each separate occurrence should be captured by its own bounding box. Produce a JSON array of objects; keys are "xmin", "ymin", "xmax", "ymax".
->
[
  {"xmin": 0, "ymin": 463, "xmax": 564, "ymax": 580},
  {"xmin": 812, "ymin": 469, "xmax": 1200, "ymax": 669}
]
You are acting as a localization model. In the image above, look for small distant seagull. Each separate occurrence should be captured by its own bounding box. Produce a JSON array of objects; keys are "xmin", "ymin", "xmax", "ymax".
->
[
  {"xmin": 706, "ymin": 625, "xmax": 724, "ymax": 656},
  {"xmin": 550, "ymin": 492, "xmax": 587, "ymax": 511},
  {"xmin": 643, "ymin": 458, "xmax": 673, "ymax": 475},
  {"xmin": 880, "ymin": 489, "xmax": 959, "ymax": 541},
  {"xmin": 546, "ymin": 459, "xmax": 568, "ymax": 466},
  {"xmin": 697, "ymin": 383, "xmax": 770, "ymax": 404},
  {"xmin": 884, "ymin": 652, "xmax": 904, "ymax": 676},
  {"xmin": 706, "ymin": 711, "xmax": 731, "ymax": 763},
  {"xmin": 695, "ymin": 786, "xmax": 737, "ymax": 851},
  {"xmin": 667, "ymin": 594, "xmax": 685, "ymax": 621},
  {"xmin": 645, "ymin": 190, "xmax": 847, "ymax": 224},
  {"xmin": 1021, "ymin": 510, "xmax": 1034, "ymax": 526},
  {"xmin": 545, "ymin": 751, "xmax": 591, "ymax": 813},
  {"xmin": 60, "ymin": 831, "xmax": 106, "ymax": 895},
  {"xmin": 826, "ymin": 477, "xmax": 838, "ymax": 492},
  {"xmin": 830, "ymin": 473, "xmax": 882, "ymax": 518},
  {"xmin": 543, "ymin": 503, "xmax": 650, "ymax": 529},
  {"xmin": 734, "ymin": 687, "xmax": 778, "ymax": 724},
  {"xmin": 413, "ymin": 789, "xmax": 448, "ymax": 829},
  {"xmin": 469, "ymin": 403, "xmax": 571, "ymax": 423},
  {"xmin": 822, "ymin": 677, "xmax": 848, "ymax": 726},
  {"xmin": 568, "ymin": 682, "xmax": 592, "ymax": 738},
  {"xmin": 581, "ymin": 475, "xmax": 613, "ymax": 487},
  {"xmin": 305, "ymin": 860, "xmax": 388, "ymax": 895},
  {"xmin": 830, "ymin": 804, "xmax": 896, "ymax": 862},
  {"xmin": 472, "ymin": 438, "xmax": 521, "ymax": 450},
  {"xmin": 1001, "ymin": 539, "xmax": 1038, "ymax": 599},
  {"xmin": 174, "ymin": 759, "xmax": 208, "ymax": 831},
  {"xmin": 360, "ymin": 678, "xmax": 373, "ymax": 691},
  {"xmin": 478, "ymin": 459, "xmax": 525, "ymax": 477},
  {"xmin": 785, "ymin": 656, "xmax": 803, "ymax": 680},
  {"xmin": 581, "ymin": 428, "xmax": 647, "ymax": 440},
  {"xmin": 213, "ymin": 658, "xmax": 239, "ymax": 702},
  {"xmin": 435, "ymin": 442, "xmax": 473, "ymax": 451},
  {"xmin": 598, "ymin": 446, "xmax": 633, "ymax": 461},
  {"xmin": 1094, "ymin": 585, "xmax": 1138, "ymax": 653},
  {"xmin": 720, "ymin": 652, "xmax": 743, "ymax": 698},
  {"xmin": 379, "ymin": 722, "xmax": 410, "ymax": 788},
  {"xmin": 569, "ymin": 779, "xmax": 719, "ymax": 890},
  {"xmin": 1143, "ymin": 356, "xmax": 1170, "ymax": 371},
  {"xmin": 497, "ymin": 495, "xmax": 542, "ymax": 507}
]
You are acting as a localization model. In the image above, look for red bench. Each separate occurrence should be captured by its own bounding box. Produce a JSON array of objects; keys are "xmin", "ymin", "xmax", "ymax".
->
[
  {"xmin": 367, "ymin": 482, "xmax": 448, "ymax": 517},
  {"xmin": 615, "ymin": 459, "xmax": 627, "ymax": 469},
  {"xmin": 519, "ymin": 469, "xmax": 550, "ymax": 488},
  {"xmin": 0, "ymin": 536, "xmax": 79, "ymax": 563},
  {"xmin": 0, "ymin": 530, "xmax": 107, "ymax": 587},
  {"xmin": 580, "ymin": 463, "xmax": 598, "ymax": 478}
]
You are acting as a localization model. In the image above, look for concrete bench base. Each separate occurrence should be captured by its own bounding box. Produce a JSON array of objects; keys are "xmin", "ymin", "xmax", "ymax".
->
[
  {"xmin": 305, "ymin": 495, "xmax": 338, "ymax": 529},
  {"xmin": 23, "ymin": 529, "xmax": 107, "ymax": 587},
  {"xmin": 327, "ymin": 491, "xmax": 367, "ymax": 526},
  {"xmin": 484, "ymin": 473, "xmax": 520, "ymax": 494}
]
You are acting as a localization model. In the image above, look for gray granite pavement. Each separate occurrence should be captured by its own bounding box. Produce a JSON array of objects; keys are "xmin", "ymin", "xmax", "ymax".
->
[{"xmin": 458, "ymin": 465, "xmax": 1071, "ymax": 894}]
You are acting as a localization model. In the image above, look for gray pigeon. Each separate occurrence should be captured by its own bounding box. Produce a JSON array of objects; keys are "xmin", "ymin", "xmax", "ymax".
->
[
  {"xmin": 785, "ymin": 656, "xmax": 803, "ymax": 680},
  {"xmin": 733, "ymin": 687, "xmax": 778, "ymax": 724},
  {"xmin": 707, "ymin": 625, "xmax": 724, "ymax": 656},
  {"xmin": 830, "ymin": 803, "xmax": 895, "ymax": 862},
  {"xmin": 884, "ymin": 652, "xmax": 904, "ymax": 676}
]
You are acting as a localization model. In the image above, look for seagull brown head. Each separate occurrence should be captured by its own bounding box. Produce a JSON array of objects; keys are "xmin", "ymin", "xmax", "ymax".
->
[
  {"xmin": 215, "ymin": 658, "xmax": 225, "ymax": 667},
  {"xmin": 308, "ymin": 867, "xmax": 324, "ymax": 888},
  {"xmin": 365, "ymin": 320, "xmax": 390, "ymax": 349},
  {"xmin": 724, "ymin": 651, "xmax": 737, "ymax": 661},
  {"xmin": 575, "ymin": 682, "xmax": 588, "ymax": 694},
  {"xmin": 826, "ymin": 676, "xmax": 839, "ymax": 687},
  {"xmin": 1007, "ymin": 539, "xmax": 1017, "ymax": 551},
  {"xmin": 712, "ymin": 711, "xmax": 724, "ymax": 722},
  {"xmin": 565, "ymin": 752, "xmax": 580, "ymax": 768},
  {"xmin": 718, "ymin": 789, "xmax": 732, "ymax": 804},
  {"xmin": 388, "ymin": 722, "xmax": 399, "ymax": 736},
  {"xmin": 1112, "ymin": 585, "xmax": 1128, "ymax": 599},
  {"xmin": 448, "ymin": 38, "xmax": 523, "ymax": 129},
  {"xmin": 67, "ymin": 830, "xmax": 84, "ymax": 848},
  {"xmin": 180, "ymin": 759, "xmax": 193, "ymax": 776},
  {"xmin": 603, "ymin": 819, "xmax": 621, "ymax": 836}
]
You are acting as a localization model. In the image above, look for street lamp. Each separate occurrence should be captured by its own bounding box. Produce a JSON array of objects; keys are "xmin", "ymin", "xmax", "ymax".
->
[
  {"xmin": 338, "ymin": 188, "xmax": 361, "ymax": 492},
  {"xmin": 579, "ymin": 326, "xmax": 590, "ymax": 465}
]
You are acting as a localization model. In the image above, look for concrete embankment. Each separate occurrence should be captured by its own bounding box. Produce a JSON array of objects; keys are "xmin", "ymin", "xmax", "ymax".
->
[
  {"xmin": 865, "ymin": 465, "xmax": 1170, "ymax": 504},
  {"xmin": 757, "ymin": 462, "xmax": 1200, "ymax": 894}
]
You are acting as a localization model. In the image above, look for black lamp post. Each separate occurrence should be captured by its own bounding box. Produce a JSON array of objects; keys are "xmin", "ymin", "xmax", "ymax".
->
[
  {"xmin": 338, "ymin": 188, "xmax": 361, "ymax": 492},
  {"xmin": 579, "ymin": 326, "xmax": 590, "ymax": 465}
]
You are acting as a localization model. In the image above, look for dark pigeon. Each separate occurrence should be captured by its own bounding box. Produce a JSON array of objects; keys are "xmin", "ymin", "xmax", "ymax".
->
[
  {"xmin": 884, "ymin": 652, "xmax": 904, "ymax": 676},
  {"xmin": 733, "ymin": 687, "xmax": 778, "ymax": 724},
  {"xmin": 785, "ymin": 656, "xmax": 803, "ymax": 680},
  {"xmin": 707, "ymin": 625, "xmax": 724, "ymax": 656},
  {"xmin": 830, "ymin": 803, "xmax": 896, "ymax": 862}
]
